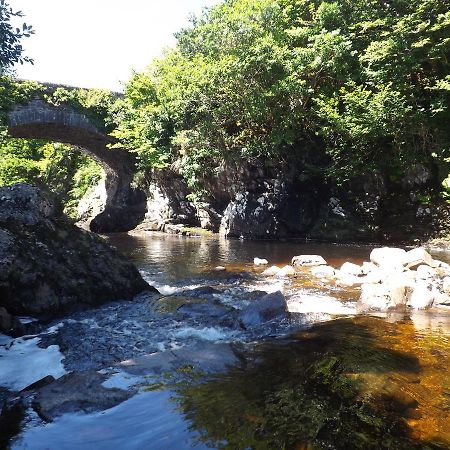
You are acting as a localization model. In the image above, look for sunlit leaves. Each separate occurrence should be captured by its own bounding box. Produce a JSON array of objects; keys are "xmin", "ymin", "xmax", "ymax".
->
[
  {"xmin": 0, "ymin": 0, "xmax": 34, "ymax": 72},
  {"xmin": 115, "ymin": 0, "xmax": 450, "ymax": 192}
]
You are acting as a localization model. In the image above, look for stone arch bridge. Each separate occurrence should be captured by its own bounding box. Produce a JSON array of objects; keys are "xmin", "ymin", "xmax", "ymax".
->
[{"xmin": 7, "ymin": 97, "xmax": 146, "ymax": 233}]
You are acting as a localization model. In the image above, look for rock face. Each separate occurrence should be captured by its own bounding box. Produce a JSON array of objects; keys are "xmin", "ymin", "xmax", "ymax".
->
[
  {"xmin": 138, "ymin": 157, "xmax": 442, "ymax": 242},
  {"xmin": 220, "ymin": 188, "xmax": 316, "ymax": 239},
  {"xmin": 0, "ymin": 184, "xmax": 152, "ymax": 328}
]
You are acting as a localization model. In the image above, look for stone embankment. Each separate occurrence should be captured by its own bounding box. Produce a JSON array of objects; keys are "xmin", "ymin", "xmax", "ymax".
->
[
  {"xmin": 254, "ymin": 247, "xmax": 450, "ymax": 312},
  {"xmin": 0, "ymin": 184, "xmax": 154, "ymax": 335}
]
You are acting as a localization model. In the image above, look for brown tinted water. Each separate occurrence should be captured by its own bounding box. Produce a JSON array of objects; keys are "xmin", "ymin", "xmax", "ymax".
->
[
  {"xmin": 9, "ymin": 232, "xmax": 450, "ymax": 449},
  {"xmin": 107, "ymin": 232, "xmax": 450, "ymax": 448}
]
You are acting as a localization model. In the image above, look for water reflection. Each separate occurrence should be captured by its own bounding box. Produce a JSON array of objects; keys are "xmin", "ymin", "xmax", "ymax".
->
[
  {"xmin": 172, "ymin": 317, "xmax": 449, "ymax": 449},
  {"xmin": 106, "ymin": 232, "xmax": 374, "ymax": 285}
]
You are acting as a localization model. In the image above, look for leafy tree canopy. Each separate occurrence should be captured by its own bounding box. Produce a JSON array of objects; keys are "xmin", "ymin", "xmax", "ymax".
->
[
  {"xmin": 0, "ymin": 0, "xmax": 33, "ymax": 73},
  {"xmin": 114, "ymin": 0, "xmax": 450, "ymax": 193}
]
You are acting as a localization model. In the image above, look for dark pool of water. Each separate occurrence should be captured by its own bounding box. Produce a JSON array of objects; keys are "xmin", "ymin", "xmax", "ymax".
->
[{"xmin": 6, "ymin": 232, "xmax": 450, "ymax": 449}]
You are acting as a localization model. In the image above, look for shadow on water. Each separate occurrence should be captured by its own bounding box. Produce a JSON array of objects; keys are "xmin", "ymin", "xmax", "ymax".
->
[{"xmin": 171, "ymin": 317, "xmax": 449, "ymax": 450}]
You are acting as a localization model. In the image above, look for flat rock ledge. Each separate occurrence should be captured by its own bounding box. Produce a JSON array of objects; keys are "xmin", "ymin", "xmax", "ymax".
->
[{"xmin": 0, "ymin": 183, "xmax": 154, "ymax": 334}]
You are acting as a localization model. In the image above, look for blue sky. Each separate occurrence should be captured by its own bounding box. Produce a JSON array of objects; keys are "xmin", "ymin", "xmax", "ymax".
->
[{"xmin": 13, "ymin": 0, "xmax": 220, "ymax": 91}]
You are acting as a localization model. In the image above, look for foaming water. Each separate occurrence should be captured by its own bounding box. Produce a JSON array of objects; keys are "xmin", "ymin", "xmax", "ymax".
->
[{"xmin": 0, "ymin": 337, "xmax": 66, "ymax": 391}]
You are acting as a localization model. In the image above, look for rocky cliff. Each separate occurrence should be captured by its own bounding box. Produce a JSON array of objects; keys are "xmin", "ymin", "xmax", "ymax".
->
[
  {"xmin": 0, "ymin": 184, "xmax": 153, "ymax": 334},
  {"xmin": 139, "ymin": 158, "xmax": 443, "ymax": 243}
]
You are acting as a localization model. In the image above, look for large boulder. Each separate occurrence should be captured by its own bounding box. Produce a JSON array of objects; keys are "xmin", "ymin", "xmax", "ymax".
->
[
  {"xmin": 407, "ymin": 281, "xmax": 436, "ymax": 309},
  {"xmin": 358, "ymin": 281, "xmax": 408, "ymax": 312},
  {"xmin": 0, "ymin": 184, "xmax": 153, "ymax": 325},
  {"xmin": 32, "ymin": 371, "xmax": 133, "ymax": 422},
  {"xmin": 238, "ymin": 291, "xmax": 288, "ymax": 328},
  {"xmin": 370, "ymin": 247, "xmax": 406, "ymax": 270},
  {"xmin": 402, "ymin": 247, "xmax": 437, "ymax": 269}
]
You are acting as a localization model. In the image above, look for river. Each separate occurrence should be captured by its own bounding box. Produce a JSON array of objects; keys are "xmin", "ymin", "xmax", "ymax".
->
[{"xmin": 2, "ymin": 232, "xmax": 449, "ymax": 449}]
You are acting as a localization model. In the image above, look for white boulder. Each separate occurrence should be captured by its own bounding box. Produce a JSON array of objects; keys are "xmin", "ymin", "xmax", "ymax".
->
[
  {"xmin": 291, "ymin": 255, "xmax": 327, "ymax": 267},
  {"xmin": 442, "ymin": 276, "xmax": 450, "ymax": 294},
  {"xmin": 361, "ymin": 261, "xmax": 376, "ymax": 275},
  {"xmin": 402, "ymin": 247, "xmax": 437, "ymax": 269},
  {"xmin": 408, "ymin": 281, "xmax": 435, "ymax": 309},
  {"xmin": 370, "ymin": 247, "xmax": 406, "ymax": 270},
  {"xmin": 339, "ymin": 262, "xmax": 363, "ymax": 276},
  {"xmin": 336, "ymin": 275, "xmax": 363, "ymax": 287},
  {"xmin": 311, "ymin": 265, "xmax": 336, "ymax": 279},
  {"xmin": 254, "ymin": 257, "xmax": 269, "ymax": 266},
  {"xmin": 278, "ymin": 265, "xmax": 296, "ymax": 277},
  {"xmin": 358, "ymin": 280, "xmax": 407, "ymax": 312},
  {"xmin": 262, "ymin": 266, "xmax": 281, "ymax": 277},
  {"xmin": 416, "ymin": 265, "xmax": 437, "ymax": 280}
]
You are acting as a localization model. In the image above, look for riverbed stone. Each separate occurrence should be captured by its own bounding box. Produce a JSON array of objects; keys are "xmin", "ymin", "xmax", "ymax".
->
[
  {"xmin": 370, "ymin": 247, "xmax": 406, "ymax": 270},
  {"xmin": 254, "ymin": 257, "xmax": 269, "ymax": 266},
  {"xmin": 339, "ymin": 262, "xmax": 363, "ymax": 276},
  {"xmin": 335, "ymin": 274, "xmax": 363, "ymax": 287},
  {"xmin": 32, "ymin": 371, "xmax": 133, "ymax": 422},
  {"xmin": 402, "ymin": 247, "xmax": 437, "ymax": 269},
  {"xmin": 277, "ymin": 265, "xmax": 296, "ymax": 277},
  {"xmin": 311, "ymin": 265, "xmax": 336, "ymax": 279},
  {"xmin": 408, "ymin": 281, "xmax": 435, "ymax": 309},
  {"xmin": 262, "ymin": 265, "xmax": 282, "ymax": 276},
  {"xmin": 0, "ymin": 184, "xmax": 152, "ymax": 323},
  {"xmin": 177, "ymin": 302, "xmax": 231, "ymax": 318},
  {"xmin": 292, "ymin": 255, "xmax": 327, "ymax": 267},
  {"xmin": 238, "ymin": 291, "xmax": 287, "ymax": 328}
]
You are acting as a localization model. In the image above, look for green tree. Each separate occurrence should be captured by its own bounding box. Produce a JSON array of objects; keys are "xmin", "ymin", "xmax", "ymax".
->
[
  {"xmin": 0, "ymin": 0, "xmax": 33, "ymax": 72},
  {"xmin": 114, "ymin": 0, "xmax": 450, "ymax": 197}
]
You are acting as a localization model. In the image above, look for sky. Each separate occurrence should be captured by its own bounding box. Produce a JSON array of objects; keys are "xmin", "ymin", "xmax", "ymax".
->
[{"xmin": 12, "ymin": 0, "xmax": 220, "ymax": 91}]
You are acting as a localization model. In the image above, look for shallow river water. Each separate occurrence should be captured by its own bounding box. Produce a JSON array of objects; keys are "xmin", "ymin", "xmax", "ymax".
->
[{"xmin": 2, "ymin": 232, "xmax": 450, "ymax": 449}]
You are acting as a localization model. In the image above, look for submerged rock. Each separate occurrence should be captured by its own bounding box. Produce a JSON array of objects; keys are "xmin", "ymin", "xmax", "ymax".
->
[
  {"xmin": 120, "ymin": 341, "xmax": 241, "ymax": 376},
  {"xmin": 0, "ymin": 184, "xmax": 153, "ymax": 325},
  {"xmin": 32, "ymin": 371, "xmax": 133, "ymax": 422},
  {"xmin": 238, "ymin": 291, "xmax": 288, "ymax": 328}
]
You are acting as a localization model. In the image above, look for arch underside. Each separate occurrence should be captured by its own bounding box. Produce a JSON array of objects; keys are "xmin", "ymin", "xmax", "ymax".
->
[{"xmin": 7, "ymin": 102, "xmax": 147, "ymax": 233}]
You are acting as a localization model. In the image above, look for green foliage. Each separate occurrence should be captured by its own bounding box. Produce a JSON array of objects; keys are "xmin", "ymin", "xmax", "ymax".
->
[
  {"xmin": 0, "ymin": 76, "xmax": 43, "ymax": 125},
  {"xmin": 0, "ymin": 0, "xmax": 33, "ymax": 72},
  {"xmin": 45, "ymin": 86, "xmax": 121, "ymax": 133},
  {"xmin": 0, "ymin": 131, "xmax": 103, "ymax": 212},
  {"xmin": 0, "ymin": 76, "xmax": 105, "ymax": 212},
  {"xmin": 114, "ymin": 0, "xmax": 450, "ymax": 193}
]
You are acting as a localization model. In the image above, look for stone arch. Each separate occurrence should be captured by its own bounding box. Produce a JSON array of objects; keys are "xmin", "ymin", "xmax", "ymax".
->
[{"xmin": 7, "ymin": 98, "xmax": 146, "ymax": 232}]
